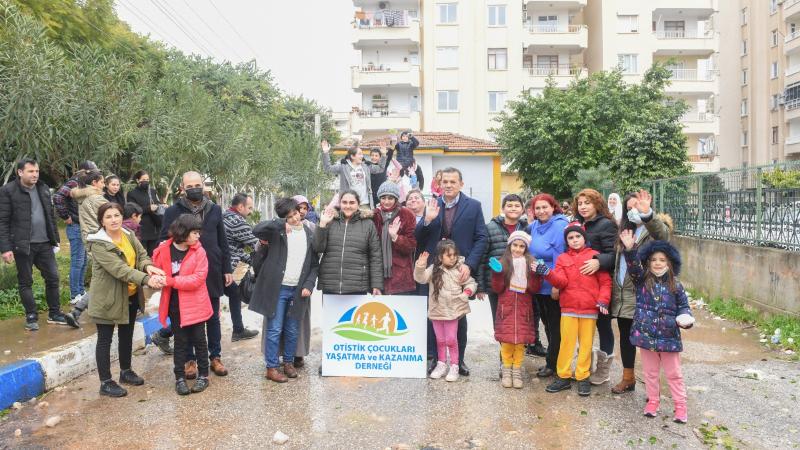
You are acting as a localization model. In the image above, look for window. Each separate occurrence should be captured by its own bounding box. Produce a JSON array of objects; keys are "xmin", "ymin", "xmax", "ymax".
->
[
  {"xmin": 771, "ymin": 62, "xmax": 779, "ymax": 79},
  {"xmin": 742, "ymin": 69, "xmax": 748, "ymax": 85},
  {"xmin": 742, "ymin": 39, "xmax": 748, "ymax": 55},
  {"xmin": 664, "ymin": 20, "xmax": 685, "ymax": 38},
  {"xmin": 488, "ymin": 5, "xmax": 506, "ymax": 26},
  {"xmin": 438, "ymin": 3, "xmax": 457, "ymax": 24},
  {"xmin": 537, "ymin": 15, "xmax": 558, "ymax": 32},
  {"xmin": 437, "ymin": 90, "xmax": 458, "ymax": 112},
  {"xmin": 771, "ymin": 94, "xmax": 780, "ymax": 110},
  {"xmin": 741, "ymin": 130, "xmax": 748, "ymax": 146},
  {"xmin": 436, "ymin": 47, "xmax": 458, "ymax": 69},
  {"xmin": 772, "ymin": 30, "xmax": 779, "ymax": 47},
  {"xmin": 741, "ymin": 99, "xmax": 748, "ymax": 116},
  {"xmin": 617, "ymin": 15, "xmax": 639, "ymax": 33},
  {"xmin": 741, "ymin": 7, "xmax": 747, "ymax": 25},
  {"xmin": 770, "ymin": 0, "xmax": 778, "ymax": 14},
  {"xmin": 488, "ymin": 91, "xmax": 507, "ymax": 112},
  {"xmin": 617, "ymin": 54, "xmax": 638, "ymax": 74},
  {"xmin": 772, "ymin": 126, "xmax": 779, "ymax": 145},
  {"xmin": 488, "ymin": 48, "xmax": 508, "ymax": 70}
]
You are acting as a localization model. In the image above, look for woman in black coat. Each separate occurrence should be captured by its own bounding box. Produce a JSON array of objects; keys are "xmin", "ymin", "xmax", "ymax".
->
[
  {"xmin": 102, "ymin": 175, "xmax": 126, "ymax": 206},
  {"xmin": 125, "ymin": 170, "xmax": 162, "ymax": 256},
  {"xmin": 573, "ymin": 188, "xmax": 618, "ymax": 385}
]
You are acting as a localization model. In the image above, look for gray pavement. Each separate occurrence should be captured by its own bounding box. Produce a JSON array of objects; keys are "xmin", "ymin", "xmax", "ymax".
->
[{"xmin": 1, "ymin": 295, "xmax": 798, "ymax": 449}]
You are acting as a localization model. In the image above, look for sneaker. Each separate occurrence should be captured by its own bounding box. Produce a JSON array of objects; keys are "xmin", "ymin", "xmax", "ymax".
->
[
  {"xmin": 501, "ymin": 366, "xmax": 512, "ymax": 388},
  {"xmin": 511, "ymin": 368, "xmax": 523, "ymax": 389},
  {"xmin": 546, "ymin": 377, "xmax": 571, "ymax": 393},
  {"xmin": 25, "ymin": 314, "xmax": 39, "ymax": 331},
  {"xmin": 99, "ymin": 380, "xmax": 127, "ymax": 398},
  {"xmin": 175, "ymin": 379, "xmax": 190, "ymax": 396},
  {"xmin": 64, "ymin": 309, "xmax": 81, "ymax": 329},
  {"xmin": 150, "ymin": 331, "xmax": 174, "ymax": 355},
  {"xmin": 673, "ymin": 404, "xmax": 688, "ymax": 424},
  {"xmin": 644, "ymin": 400, "xmax": 659, "ymax": 418},
  {"xmin": 231, "ymin": 328, "xmax": 259, "ymax": 342},
  {"xmin": 445, "ymin": 364, "xmax": 460, "ymax": 382},
  {"xmin": 528, "ymin": 342, "xmax": 548, "ymax": 357},
  {"xmin": 119, "ymin": 369, "xmax": 144, "ymax": 386},
  {"xmin": 191, "ymin": 376, "xmax": 209, "ymax": 393},
  {"xmin": 46, "ymin": 312, "xmax": 68, "ymax": 325},
  {"xmin": 69, "ymin": 293, "xmax": 82, "ymax": 306},
  {"xmin": 577, "ymin": 379, "xmax": 591, "ymax": 396},
  {"xmin": 429, "ymin": 361, "xmax": 448, "ymax": 379},
  {"xmin": 458, "ymin": 361, "xmax": 470, "ymax": 376},
  {"xmin": 536, "ymin": 366, "xmax": 555, "ymax": 377}
]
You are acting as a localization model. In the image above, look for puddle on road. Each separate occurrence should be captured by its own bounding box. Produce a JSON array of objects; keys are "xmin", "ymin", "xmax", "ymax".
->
[{"xmin": 0, "ymin": 316, "xmax": 97, "ymax": 365}]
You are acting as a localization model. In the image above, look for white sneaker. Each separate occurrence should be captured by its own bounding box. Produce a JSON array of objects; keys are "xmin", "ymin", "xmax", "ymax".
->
[
  {"xmin": 69, "ymin": 293, "xmax": 82, "ymax": 306},
  {"xmin": 429, "ymin": 361, "xmax": 448, "ymax": 379},
  {"xmin": 445, "ymin": 364, "xmax": 460, "ymax": 382}
]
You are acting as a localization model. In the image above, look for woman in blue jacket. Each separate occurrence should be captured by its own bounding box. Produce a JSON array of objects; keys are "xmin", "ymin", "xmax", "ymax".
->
[{"xmin": 527, "ymin": 193, "xmax": 569, "ymax": 377}]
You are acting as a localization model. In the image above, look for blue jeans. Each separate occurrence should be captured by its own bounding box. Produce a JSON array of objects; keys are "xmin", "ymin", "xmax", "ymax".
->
[
  {"xmin": 263, "ymin": 286, "xmax": 299, "ymax": 368},
  {"xmin": 66, "ymin": 223, "xmax": 87, "ymax": 298}
]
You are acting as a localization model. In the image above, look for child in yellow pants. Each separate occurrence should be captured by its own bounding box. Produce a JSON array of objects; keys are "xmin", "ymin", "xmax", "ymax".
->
[{"xmin": 557, "ymin": 316, "xmax": 596, "ymax": 381}]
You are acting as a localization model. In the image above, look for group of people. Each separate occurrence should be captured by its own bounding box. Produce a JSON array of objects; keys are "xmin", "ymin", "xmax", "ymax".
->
[{"xmin": 0, "ymin": 148, "xmax": 694, "ymax": 423}]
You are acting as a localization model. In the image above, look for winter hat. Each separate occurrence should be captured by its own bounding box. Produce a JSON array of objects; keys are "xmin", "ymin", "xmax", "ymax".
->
[
  {"xmin": 507, "ymin": 230, "xmax": 531, "ymax": 247},
  {"xmin": 637, "ymin": 240, "xmax": 682, "ymax": 275},
  {"xmin": 563, "ymin": 221, "xmax": 587, "ymax": 242},
  {"xmin": 376, "ymin": 181, "xmax": 400, "ymax": 200},
  {"xmin": 292, "ymin": 195, "xmax": 310, "ymax": 207}
]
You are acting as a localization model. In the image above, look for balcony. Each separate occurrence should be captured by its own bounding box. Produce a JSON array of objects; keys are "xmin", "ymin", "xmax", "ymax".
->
[
  {"xmin": 525, "ymin": 0, "xmax": 586, "ymax": 8},
  {"xmin": 786, "ymin": 30, "xmax": 800, "ymax": 55},
  {"xmin": 786, "ymin": 0, "xmax": 800, "ymax": 21},
  {"xmin": 352, "ymin": 11, "xmax": 420, "ymax": 49},
  {"xmin": 688, "ymin": 155, "xmax": 720, "ymax": 173},
  {"xmin": 786, "ymin": 135, "xmax": 800, "ymax": 156},
  {"xmin": 352, "ymin": 110, "xmax": 420, "ymax": 132},
  {"xmin": 523, "ymin": 65, "xmax": 587, "ymax": 89},
  {"xmin": 653, "ymin": 30, "xmax": 716, "ymax": 56},
  {"xmin": 523, "ymin": 24, "xmax": 588, "ymax": 52},
  {"xmin": 351, "ymin": 65, "xmax": 421, "ymax": 91},
  {"xmin": 787, "ymin": 66, "xmax": 800, "ymax": 86},
  {"xmin": 681, "ymin": 112, "xmax": 718, "ymax": 135},
  {"xmin": 665, "ymin": 69, "xmax": 717, "ymax": 94},
  {"xmin": 786, "ymin": 98, "xmax": 800, "ymax": 121}
]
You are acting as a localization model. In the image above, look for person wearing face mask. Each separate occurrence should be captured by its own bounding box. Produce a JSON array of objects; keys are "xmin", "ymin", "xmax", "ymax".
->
[
  {"xmin": 609, "ymin": 189, "xmax": 672, "ymax": 395},
  {"xmin": 149, "ymin": 171, "xmax": 234, "ymax": 379},
  {"xmin": 321, "ymin": 140, "xmax": 386, "ymax": 210},
  {"xmin": 126, "ymin": 170, "xmax": 164, "ymax": 256}
]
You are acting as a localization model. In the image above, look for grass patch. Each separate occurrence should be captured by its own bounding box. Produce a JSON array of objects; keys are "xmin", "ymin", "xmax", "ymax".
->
[{"xmin": 704, "ymin": 296, "xmax": 800, "ymax": 352}]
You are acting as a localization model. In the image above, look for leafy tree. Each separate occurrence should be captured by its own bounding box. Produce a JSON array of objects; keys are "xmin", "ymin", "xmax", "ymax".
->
[
  {"xmin": 571, "ymin": 164, "xmax": 615, "ymax": 196},
  {"xmin": 494, "ymin": 63, "xmax": 690, "ymax": 198}
]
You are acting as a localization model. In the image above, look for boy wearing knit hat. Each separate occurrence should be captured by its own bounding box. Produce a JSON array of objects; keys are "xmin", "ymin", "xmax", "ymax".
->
[{"xmin": 534, "ymin": 222, "xmax": 612, "ymax": 396}]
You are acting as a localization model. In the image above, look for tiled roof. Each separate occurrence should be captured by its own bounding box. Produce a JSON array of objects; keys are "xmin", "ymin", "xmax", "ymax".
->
[{"xmin": 335, "ymin": 132, "xmax": 501, "ymax": 152}]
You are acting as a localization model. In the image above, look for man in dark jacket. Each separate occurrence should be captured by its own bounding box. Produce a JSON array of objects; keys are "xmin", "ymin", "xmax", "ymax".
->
[
  {"xmin": 150, "ymin": 171, "xmax": 232, "ymax": 378},
  {"xmin": 417, "ymin": 167, "xmax": 488, "ymax": 376},
  {"xmin": 0, "ymin": 158, "xmax": 68, "ymax": 330},
  {"xmin": 52, "ymin": 160, "xmax": 97, "ymax": 304},
  {"xmin": 251, "ymin": 198, "xmax": 319, "ymax": 383},
  {"xmin": 222, "ymin": 193, "xmax": 259, "ymax": 342}
]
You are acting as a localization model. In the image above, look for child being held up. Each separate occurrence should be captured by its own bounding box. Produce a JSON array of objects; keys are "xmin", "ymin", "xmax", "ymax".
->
[{"xmin": 535, "ymin": 222, "xmax": 611, "ymax": 397}]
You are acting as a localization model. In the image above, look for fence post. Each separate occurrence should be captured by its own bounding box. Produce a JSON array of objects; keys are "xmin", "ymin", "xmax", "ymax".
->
[
  {"xmin": 697, "ymin": 176, "xmax": 704, "ymax": 236},
  {"xmin": 755, "ymin": 167, "xmax": 763, "ymax": 245}
]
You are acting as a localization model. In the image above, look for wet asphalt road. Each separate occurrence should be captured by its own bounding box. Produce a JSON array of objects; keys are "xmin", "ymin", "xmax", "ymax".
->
[{"xmin": 1, "ymin": 294, "xmax": 798, "ymax": 450}]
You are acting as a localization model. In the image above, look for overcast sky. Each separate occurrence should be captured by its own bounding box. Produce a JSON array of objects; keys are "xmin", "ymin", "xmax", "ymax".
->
[{"xmin": 115, "ymin": 0, "xmax": 359, "ymax": 111}]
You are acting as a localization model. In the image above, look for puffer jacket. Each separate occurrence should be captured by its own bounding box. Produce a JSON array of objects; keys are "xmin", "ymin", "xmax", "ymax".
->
[
  {"xmin": 373, "ymin": 205, "xmax": 417, "ymax": 294},
  {"xmin": 491, "ymin": 268, "xmax": 542, "ymax": 344},
  {"xmin": 476, "ymin": 215, "xmax": 528, "ymax": 293},
  {"xmin": 528, "ymin": 214, "xmax": 569, "ymax": 295},
  {"xmin": 625, "ymin": 248, "xmax": 691, "ymax": 352},
  {"xmin": 577, "ymin": 214, "xmax": 617, "ymax": 272},
  {"xmin": 73, "ymin": 186, "xmax": 108, "ymax": 244},
  {"xmin": 0, "ymin": 179, "xmax": 60, "ymax": 255},
  {"xmin": 545, "ymin": 246, "xmax": 612, "ymax": 316},
  {"xmin": 413, "ymin": 256, "xmax": 476, "ymax": 321},
  {"xmin": 314, "ymin": 209, "xmax": 383, "ymax": 294},
  {"xmin": 153, "ymin": 239, "xmax": 213, "ymax": 328},
  {"xmin": 86, "ymin": 228, "xmax": 152, "ymax": 325},
  {"xmin": 611, "ymin": 213, "xmax": 672, "ymax": 319}
]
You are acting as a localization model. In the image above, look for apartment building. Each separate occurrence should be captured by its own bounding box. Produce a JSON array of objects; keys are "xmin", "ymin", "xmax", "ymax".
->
[
  {"xmin": 717, "ymin": 0, "xmax": 800, "ymax": 169},
  {"xmin": 349, "ymin": 0, "xmax": 726, "ymax": 172}
]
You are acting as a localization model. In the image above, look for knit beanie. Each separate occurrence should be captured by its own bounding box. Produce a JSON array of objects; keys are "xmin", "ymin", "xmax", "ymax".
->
[
  {"xmin": 507, "ymin": 230, "xmax": 531, "ymax": 247},
  {"xmin": 563, "ymin": 221, "xmax": 587, "ymax": 242},
  {"xmin": 292, "ymin": 194, "xmax": 310, "ymax": 207},
  {"xmin": 376, "ymin": 181, "xmax": 400, "ymax": 200}
]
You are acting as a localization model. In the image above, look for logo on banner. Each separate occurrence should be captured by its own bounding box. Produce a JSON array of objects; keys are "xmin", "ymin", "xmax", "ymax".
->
[{"xmin": 332, "ymin": 301, "xmax": 409, "ymax": 341}]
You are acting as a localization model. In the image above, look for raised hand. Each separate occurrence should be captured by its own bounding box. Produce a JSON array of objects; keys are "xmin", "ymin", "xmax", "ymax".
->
[
  {"xmin": 321, "ymin": 139, "xmax": 331, "ymax": 153},
  {"xmin": 424, "ymin": 198, "xmax": 440, "ymax": 224},
  {"xmin": 416, "ymin": 251, "xmax": 429, "ymax": 268},
  {"xmin": 388, "ymin": 217, "xmax": 401, "ymax": 241},
  {"xmin": 620, "ymin": 229, "xmax": 636, "ymax": 250},
  {"xmin": 636, "ymin": 189, "xmax": 652, "ymax": 215}
]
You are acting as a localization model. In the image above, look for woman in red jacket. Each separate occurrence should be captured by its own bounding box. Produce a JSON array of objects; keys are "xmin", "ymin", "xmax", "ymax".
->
[
  {"xmin": 535, "ymin": 222, "xmax": 611, "ymax": 397},
  {"xmin": 372, "ymin": 181, "xmax": 417, "ymax": 294},
  {"xmin": 153, "ymin": 214, "xmax": 213, "ymax": 396},
  {"xmin": 490, "ymin": 231, "xmax": 542, "ymax": 389}
]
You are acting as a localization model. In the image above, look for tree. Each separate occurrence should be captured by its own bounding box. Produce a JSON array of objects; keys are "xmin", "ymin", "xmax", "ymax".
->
[
  {"xmin": 571, "ymin": 164, "xmax": 615, "ymax": 196},
  {"xmin": 494, "ymin": 63, "xmax": 690, "ymax": 199}
]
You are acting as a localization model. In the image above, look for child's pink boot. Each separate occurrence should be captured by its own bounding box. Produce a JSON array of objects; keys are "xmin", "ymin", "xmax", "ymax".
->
[{"xmin": 673, "ymin": 403, "xmax": 688, "ymax": 424}]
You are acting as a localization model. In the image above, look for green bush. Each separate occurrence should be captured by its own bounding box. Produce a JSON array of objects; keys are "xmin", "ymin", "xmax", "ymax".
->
[{"xmin": 0, "ymin": 253, "xmax": 73, "ymax": 320}]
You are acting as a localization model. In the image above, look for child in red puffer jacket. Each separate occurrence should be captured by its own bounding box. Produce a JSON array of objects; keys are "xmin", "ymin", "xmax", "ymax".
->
[{"xmin": 535, "ymin": 222, "xmax": 611, "ymax": 397}]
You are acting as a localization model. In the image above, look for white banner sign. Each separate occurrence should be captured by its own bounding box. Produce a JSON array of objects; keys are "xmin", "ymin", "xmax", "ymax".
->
[{"xmin": 321, "ymin": 294, "xmax": 428, "ymax": 378}]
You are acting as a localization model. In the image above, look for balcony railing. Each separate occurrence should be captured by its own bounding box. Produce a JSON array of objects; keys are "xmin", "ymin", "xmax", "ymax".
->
[
  {"xmin": 785, "ymin": 0, "xmax": 800, "ymax": 10},
  {"xmin": 655, "ymin": 30, "xmax": 711, "ymax": 39},
  {"xmin": 786, "ymin": 30, "xmax": 800, "ymax": 43},
  {"xmin": 786, "ymin": 135, "xmax": 800, "ymax": 145},
  {"xmin": 786, "ymin": 97, "xmax": 800, "ymax": 111},
  {"xmin": 786, "ymin": 65, "xmax": 800, "ymax": 77},
  {"xmin": 354, "ymin": 10, "xmax": 413, "ymax": 28},
  {"xmin": 527, "ymin": 24, "xmax": 584, "ymax": 33},
  {"xmin": 526, "ymin": 64, "xmax": 585, "ymax": 76},
  {"xmin": 357, "ymin": 109, "xmax": 415, "ymax": 118},
  {"xmin": 682, "ymin": 112, "xmax": 716, "ymax": 122},
  {"xmin": 668, "ymin": 68, "xmax": 715, "ymax": 81},
  {"xmin": 355, "ymin": 64, "xmax": 416, "ymax": 72}
]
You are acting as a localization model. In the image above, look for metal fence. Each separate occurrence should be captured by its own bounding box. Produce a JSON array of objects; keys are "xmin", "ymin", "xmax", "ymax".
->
[{"xmin": 647, "ymin": 162, "xmax": 800, "ymax": 251}]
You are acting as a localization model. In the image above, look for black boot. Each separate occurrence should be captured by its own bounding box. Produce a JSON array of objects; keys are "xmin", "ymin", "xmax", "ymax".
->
[
  {"xmin": 99, "ymin": 380, "xmax": 128, "ymax": 397},
  {"xmin": 191, "ymin": 376, "xmax": 209, "ymax": 393},
  {"xmin": 120, "ymin": 369, "xmax": 144, "ymax": 386},
  {"xmin": 458, "ymin": 361, "xmax": 470, "ymax": 376},
  {"xmin": 175, "ymin": 379, "xmax": 190, "ymax": 396},
  {"xmin": 64, "ymin": 308, "xmax": 81, "ymax": 329}
]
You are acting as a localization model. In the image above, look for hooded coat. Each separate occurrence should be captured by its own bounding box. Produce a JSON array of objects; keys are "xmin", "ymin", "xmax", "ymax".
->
[
  {"xmin": 545, "ymin": 246, "xmax": 612, "ymax": 316},
  {"xmin": 73, "ymin": 186, "xmax": 108, "ymax": 244},
  {"xmin": 413, "ymin": 256, "xmax": 476, "ymax": 321},
  {"xmin": 314, "ymin": 209, "xmax": 383, "ymax": 294},
  {"xmin": 153, "ymin": 239, "xmax": 212, "ymax": 328},
  {"xmin": 476, "ymin": 215, "xmax": 529, "ymax": 294},
  {"xmin": 491, "ymin": 267, "xmax": 542, "ymax": 344},
  {"xmin": 527, "ymin": 213, "xmax": 569, "ymax": 295}
]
